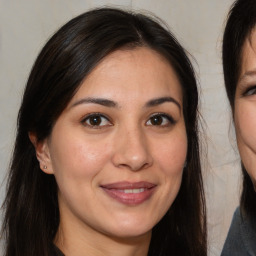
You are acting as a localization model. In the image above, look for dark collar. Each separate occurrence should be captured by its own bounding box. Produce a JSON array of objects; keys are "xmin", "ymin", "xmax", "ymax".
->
[{"xmin": 53, "ymin": 245, "xmax": 65, "ymax": 256}]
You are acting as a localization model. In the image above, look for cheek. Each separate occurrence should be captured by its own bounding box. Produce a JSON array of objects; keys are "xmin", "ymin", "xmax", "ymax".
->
[
  {"xmin": 154, "ymin": 130, "xmax": 187, "ymax": 176},
  {"xmin": 235, "ymin": 103, "xmax": 256, "ymax": 152},
  {"xmin": 235, "ymin": 103, "xmax": 256, "ymax": 186},
  {"xmin": 49, "ymin": 132, "xmax": 112, "ymax": 179}
]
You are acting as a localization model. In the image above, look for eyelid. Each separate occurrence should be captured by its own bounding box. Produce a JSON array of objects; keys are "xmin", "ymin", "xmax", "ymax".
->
[
  {"xmin": 242, "ymin": 85, "xmax": 256, "ymax": 96},
  {"xmin": 146, "ymin": 113, "xmax": 176, "ymax": 126},
  {"xmin": 81, "ymin": 113, "xmax": 112, "ymax": 128}
]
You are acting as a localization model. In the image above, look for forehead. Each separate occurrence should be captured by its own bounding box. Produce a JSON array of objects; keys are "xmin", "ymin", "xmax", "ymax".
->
[
  {"xmin": 69, "ymin": 47, "xmax": 183, "ymax": 106},
  {"xmin": 240, "ymin": 29, "xmax": 256, "ymax": 77}
]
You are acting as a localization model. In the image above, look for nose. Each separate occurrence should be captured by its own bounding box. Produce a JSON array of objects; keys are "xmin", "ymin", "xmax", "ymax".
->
[{"xmin": 112, "ymin": 127, "xmax": 153, "ymax": 171}]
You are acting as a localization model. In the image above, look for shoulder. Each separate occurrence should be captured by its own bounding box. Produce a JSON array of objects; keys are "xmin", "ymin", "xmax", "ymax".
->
[{"xmin": 221, "ymin": 207, "xmax": 256, "ymax": 256}]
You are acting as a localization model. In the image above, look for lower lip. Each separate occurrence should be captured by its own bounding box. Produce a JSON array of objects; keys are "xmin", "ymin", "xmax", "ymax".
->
[{"xmin": 101, "ymin": 187, "xmax": 156, "ymax": 205}]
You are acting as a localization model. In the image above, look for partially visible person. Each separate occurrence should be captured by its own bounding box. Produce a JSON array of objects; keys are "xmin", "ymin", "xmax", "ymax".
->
[
  {"xmin": 221, "ymin": 0, "xmax": 256, "ymax": 255},
  {"xmin": 1, "ymin": 8, "xmax": 207, "ymax": 256}
]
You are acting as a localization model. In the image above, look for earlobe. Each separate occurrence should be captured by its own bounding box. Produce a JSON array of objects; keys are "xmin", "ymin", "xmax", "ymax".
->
[{"xmin": 28, "ymin": 132, "xmax": 54, "ymax": 174}]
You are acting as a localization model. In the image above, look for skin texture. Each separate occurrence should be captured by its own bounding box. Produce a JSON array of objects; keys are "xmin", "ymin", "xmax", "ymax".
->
[
  {"xmin": 33, "ymin": 47, "xmax": 187, "ymax": 256},
  {"xmin": 235, "ymin": 28, "xmax": 256, "ymax": 190}
]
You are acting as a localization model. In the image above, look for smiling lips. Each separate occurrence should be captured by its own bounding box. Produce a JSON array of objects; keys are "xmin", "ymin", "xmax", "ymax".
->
[{"xmin": 100, "ymin": 182, "xmax": 156, "ymax": 205}]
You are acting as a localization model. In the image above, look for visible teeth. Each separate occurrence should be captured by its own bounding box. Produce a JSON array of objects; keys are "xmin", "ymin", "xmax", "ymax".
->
[{"xmin": 123, "ymin": 188, "xmax": 145, "ymax": 194}]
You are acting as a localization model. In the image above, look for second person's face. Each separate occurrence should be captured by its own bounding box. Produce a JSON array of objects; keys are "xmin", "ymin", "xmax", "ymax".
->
[{"xmin": 235, "ymin": 28, "xmax": 256, "ymax": 189}]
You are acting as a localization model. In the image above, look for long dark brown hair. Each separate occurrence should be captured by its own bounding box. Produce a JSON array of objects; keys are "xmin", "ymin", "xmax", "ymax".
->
[
  {"xmin": 2, "ymin": 8, "xmax": 206, "ymax": 256},
  {"xmin": 223, "ymin": 0, "xmax": 256, "ymax": 219}
]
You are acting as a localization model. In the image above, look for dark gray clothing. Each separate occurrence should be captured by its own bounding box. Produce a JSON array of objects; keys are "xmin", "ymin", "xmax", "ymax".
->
[{"xmin": 221, "ymin": 207, "xmax": 256, "ymax": 256}]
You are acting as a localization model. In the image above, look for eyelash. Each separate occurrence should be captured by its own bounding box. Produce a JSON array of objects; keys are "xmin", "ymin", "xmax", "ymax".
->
[
  {"xmin": 81, "ymin": 113, "xmax": 112, "ymax": 129},
  {"xmin": 80, "ymin": 112, "xmax": 176, "ymax": 129},
  {"xmin": 146, "ymin": 113, "xmax": 176, "ymax": 127},
  {"xmin": 243, "ymin": 85, "xmax": 256, "ymax": 96}
]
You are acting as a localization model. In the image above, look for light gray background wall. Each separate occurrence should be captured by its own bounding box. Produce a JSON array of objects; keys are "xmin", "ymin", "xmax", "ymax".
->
[{"xmin": 0, "ymin": 0, "xmax": 240, "ymax": 255}]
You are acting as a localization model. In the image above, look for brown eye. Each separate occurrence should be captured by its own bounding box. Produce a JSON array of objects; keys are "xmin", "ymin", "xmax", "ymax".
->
[
  {"xmin": 150, "ymin": 115, "xmax": 163, "ymax": 125},
  {"xmin": 146, "ymin": 114, "xmax": 175, "ymax": 126},
  {"xmin": 88, "ymin": 116, "xmax": 102, "ymax": 126},
  {"xmin": 82, "ymin": 114, "xmax": 111, "ymax": 128}
]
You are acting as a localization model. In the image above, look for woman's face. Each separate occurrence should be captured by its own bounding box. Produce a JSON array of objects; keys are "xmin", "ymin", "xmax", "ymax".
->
[
  {"xmin": 235, "ymin": 28, "xmax": 256, "ymax": 189},
  {"xmin": 39, "ymin": 47, "xmax": 187, "ymax": 241}
]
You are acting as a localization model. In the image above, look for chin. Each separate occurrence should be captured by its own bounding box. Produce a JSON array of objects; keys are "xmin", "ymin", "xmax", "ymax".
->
[{"xmin": 104, "ymin": 223, "xmax": 153, "ymax": 239}]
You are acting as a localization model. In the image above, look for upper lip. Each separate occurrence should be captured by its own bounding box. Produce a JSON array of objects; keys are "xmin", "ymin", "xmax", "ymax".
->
[{"xmin": 100, "ymin": 181, "xmax": 156, "ymax": 190}]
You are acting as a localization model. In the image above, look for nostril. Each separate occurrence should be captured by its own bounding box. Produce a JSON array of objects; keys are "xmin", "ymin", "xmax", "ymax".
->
[{"xmin": 113, "ymin": 152, "xmax": 153, "ymax": 172}]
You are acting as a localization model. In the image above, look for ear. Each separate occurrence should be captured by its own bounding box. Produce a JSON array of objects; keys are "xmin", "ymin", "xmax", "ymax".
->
[{"xmin": 29, "ymin": 132, "xmax": 54, "ymax": 174}]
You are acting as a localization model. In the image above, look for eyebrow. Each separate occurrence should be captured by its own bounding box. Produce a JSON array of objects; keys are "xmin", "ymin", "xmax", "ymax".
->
[
  {"xmin": 239, "ymin": 70, "xmax": 256, "ymax": 83},
  {"xmin": 71, "ymin": 98, "xmax": 117, "ymax": 108},
  {"xmin": 71, "ymin": 96, "xmax": 181, "ymax": 110},
  {"xmin": 145, "ymin": 97, "xmax": 181, "ymax": 110}
]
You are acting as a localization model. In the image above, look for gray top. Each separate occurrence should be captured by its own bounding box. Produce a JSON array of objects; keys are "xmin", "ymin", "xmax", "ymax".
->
[{"xmin": 221, "ymin": 207, "xmax": 256, "ymax": 256}]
